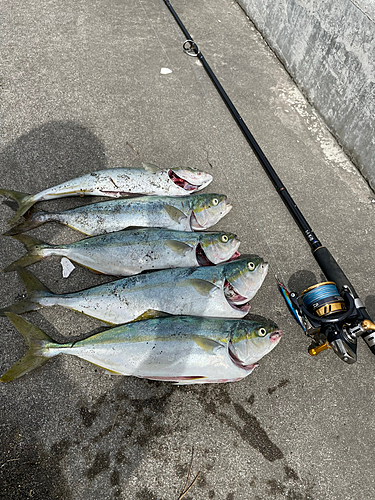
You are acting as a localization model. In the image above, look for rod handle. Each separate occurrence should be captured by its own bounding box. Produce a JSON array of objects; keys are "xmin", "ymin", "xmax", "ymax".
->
[{"xmin": 313, "ymin": 246, "xmax": 357, "ymax": 295}]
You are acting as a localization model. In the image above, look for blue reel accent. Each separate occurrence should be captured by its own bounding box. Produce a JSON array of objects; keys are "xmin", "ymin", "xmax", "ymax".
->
[{"xmin": 278, "ymin": 282, "xmax": 307, "ymax": 332}]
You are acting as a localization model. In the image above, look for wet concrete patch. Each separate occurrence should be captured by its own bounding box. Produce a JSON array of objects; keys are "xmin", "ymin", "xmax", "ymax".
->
[
  {"xmin": 0, "ymin": 423, "xmax": 71, "ymax": 500},
  {"xmin": 220, "ymin": 402, "xmax": 284, "ymax": 462},
  {"xmin": 268, "ymin": 378, "xmax": 290, "ymax": 394},
  {"xmin": 87, "ymin": 451, "xmax": 111, "ymax": 480}
]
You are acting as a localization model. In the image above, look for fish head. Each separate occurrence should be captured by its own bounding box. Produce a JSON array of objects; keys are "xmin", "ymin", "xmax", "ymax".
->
[
  {"xmin": 190, "ymin": 194, "xmax": 232, "ymax": 230},
  {"xmin": 229, "ymin": 319, "xmax": 283, "ymax": 368},
  {"xmin": 198, "ymin": 232, "xmax": 241, "ymax": 264},
  {"xmin": 223, "ymin": 256, "xmax": 269, "ymax": 309},
  {"xmin": 169, "ymin": 167, "xmax": 213, "ymax": 192}
]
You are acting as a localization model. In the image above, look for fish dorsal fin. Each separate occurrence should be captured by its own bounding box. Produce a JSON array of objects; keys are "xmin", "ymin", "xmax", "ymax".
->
[
  {"xmin": 164, "ymin": 204, "xmax": 187, "ymax": 223},
  {"xmin": 185, "ymin": 279, "xmax": 220, "ymax": 297},
  {"xmin": 142, "ymin": 162, "xmax": 161, "ymax": 173},
  {"xmin": 192, "ymin": 337, "xmax": 224, "ymax": 353},
  {"xmin": 165, "ymin": 240, "xmax": 193, "ymax": 255}
]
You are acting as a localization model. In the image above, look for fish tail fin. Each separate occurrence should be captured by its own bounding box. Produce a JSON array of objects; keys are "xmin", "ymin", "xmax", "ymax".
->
[
  {"xmin": 0, "ymin": 267, "xmax": 53, "ymax": 316},
  {"xmin": 0, "ymin": 312, "xmax": 54, "ymax": 383},
  {"xmin": 2, "ymin": 208, "xmax": 46, "ymax": 236},
  {"xmin": 3, "ymin": 234, "xmax": 49, "ymax": 271},
  {"xmin": 0, "ymin": 189, "xmax": 35, "ymax": 225}
]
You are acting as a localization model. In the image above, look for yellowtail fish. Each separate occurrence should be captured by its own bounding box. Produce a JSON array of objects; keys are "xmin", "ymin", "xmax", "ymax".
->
[
  {"xmin": 3, "ymin": 228, "xmax": 240, "ymax": 276},
  {"xmin": 4, "ymin": 193, "xmax": 232, "ymax": 237},
  {"xmin": 0, "ymin": 313, "xmax": 282, "ymax": 384},
  {"xmin": 0, "ymin": 164, "xmax": 213, "ymax": 224},
  {"xmin": 0, "ymin": 256, "xmax": 267, "ymax": 323}
]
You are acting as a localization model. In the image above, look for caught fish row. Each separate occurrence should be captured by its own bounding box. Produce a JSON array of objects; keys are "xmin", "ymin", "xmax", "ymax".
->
[{"xmin": 0, "ymin": 164, "xmax": 282, "ymax": 384}]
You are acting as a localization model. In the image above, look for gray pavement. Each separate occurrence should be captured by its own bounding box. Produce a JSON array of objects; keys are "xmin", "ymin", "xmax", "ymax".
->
[{"xmin": 1, "ymin": 1, "xmax": 374, "ymax": 499}]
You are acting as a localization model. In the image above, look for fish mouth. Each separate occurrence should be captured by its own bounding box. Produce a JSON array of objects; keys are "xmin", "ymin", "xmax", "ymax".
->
[
  {"xmin": 168, "ymin": 169, "xmax": 204, "ymax": 192},
  {"xmin": 270, "ymin": 330, "xmax": 283, "ymax": 343},
  {"xmin": 224, "ymin": 279, "xmax": 251, "ymax": 312},
  {"xmin": 218, "ymin": 203, "xmax": 233, "ymax": 219},
  {"xmin": 228, "ymin": 250, "xmax": 241, "ymax": 261}
]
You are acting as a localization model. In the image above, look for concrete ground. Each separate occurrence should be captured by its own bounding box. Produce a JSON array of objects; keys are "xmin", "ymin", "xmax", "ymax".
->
[{"xmin": 0, "ymin": 1, "xmax": 374, "ymax": 499}]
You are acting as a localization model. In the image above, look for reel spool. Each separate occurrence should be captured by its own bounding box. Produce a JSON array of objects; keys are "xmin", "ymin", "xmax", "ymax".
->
[{"xmin": 299, "ymin": 282, "xmax": 346, "ymax": 319}]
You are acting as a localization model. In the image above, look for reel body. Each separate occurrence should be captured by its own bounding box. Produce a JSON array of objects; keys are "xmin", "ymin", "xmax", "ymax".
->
[{"xmin": 280, "ymin": 281, "xmax": 375, "ymax": 364}]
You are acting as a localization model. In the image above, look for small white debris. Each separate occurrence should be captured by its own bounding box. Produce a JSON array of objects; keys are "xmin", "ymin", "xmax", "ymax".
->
[
  {"xmin": 160, "ymin": 67, "xmax": 172, "ymax": 75},
  {"xmin": 61, "ymin": 257, "xmax": 75, "ymax": 278},
  {"xmin": 196, "ymin": 59, "xmax": 203, "ymax": 67}
]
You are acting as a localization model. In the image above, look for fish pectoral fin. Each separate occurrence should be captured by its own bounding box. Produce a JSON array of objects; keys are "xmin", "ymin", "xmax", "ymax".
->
[
  {"xmin": 142, "ymin": 162, "xmax": 161, "ymax": 173},
  {"xmin": 186, "ymin": 279, "xmax": 220, "ymax": 297},
  {"xmin": 165, "ymin": 240, "xmax": 193, "ymax": 255},
  {"xmin": 192, "ymin": 337, "xmax": 225, "ymax": 353},
  {"xmin": 130, "ymin": 309, "xmax": 172, "ymax": 323},
  {"xmin": 164, "ymin": 204, "xmax": 187, "ymax": 224}
]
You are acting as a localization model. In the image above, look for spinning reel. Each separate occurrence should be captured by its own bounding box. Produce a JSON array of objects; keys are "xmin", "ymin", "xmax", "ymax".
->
[{"xmin": 281, "ymin": 280, "xmax": 375, "ymax": 364}]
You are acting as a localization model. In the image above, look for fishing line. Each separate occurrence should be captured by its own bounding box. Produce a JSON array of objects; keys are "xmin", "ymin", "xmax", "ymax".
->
[{"xmin": 140, "ymin": 0, "xmax": 288, "ymax": 286}]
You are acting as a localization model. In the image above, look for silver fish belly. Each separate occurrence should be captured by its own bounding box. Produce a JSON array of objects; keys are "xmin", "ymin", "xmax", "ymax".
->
[
  {"xmin": 5, "ymin": 229, "xmax": 240, "ymax": 276},
  {"xmin": 4, "ymin": 194, "xmax": 232, "ymax": 236},
  {"xmin": 36, "ymin": 166, "xmax": 212, "ymax": 198},
  {"xmin": 0, "ymin": 165, "xmax": 213, "ymax": 224},
  {"xmin": 49, "ymin": 197, "xmax": 193, "ymax": 235},
  {"xmin": 1, "ymin": 314, "xmax": 281, "ymax": 384},
  {"xmin": 2, "ymin": 257, "xmax": 267, "ymax": 324}
]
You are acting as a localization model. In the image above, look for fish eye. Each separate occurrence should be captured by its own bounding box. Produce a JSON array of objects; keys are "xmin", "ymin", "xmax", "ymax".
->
[
  {"xmin": 247, "ymin": 261, "xmax": 255, "ymax": 271},
  {"xmin": 212, "ymin": 198, "xmax": 219, "ymax": 206},
  {"xmin": 258, "ymin": 328, "xmax": 267, "ymax": 337},
  {"xmin": 221, "ymin": 234, "xmax": 229, "ymax": 242}
]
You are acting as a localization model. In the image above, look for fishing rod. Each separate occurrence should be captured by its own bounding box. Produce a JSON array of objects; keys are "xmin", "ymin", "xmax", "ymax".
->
[{"xmin": 163, "ymin": 0, "xmax": 375, "ymax": 364}]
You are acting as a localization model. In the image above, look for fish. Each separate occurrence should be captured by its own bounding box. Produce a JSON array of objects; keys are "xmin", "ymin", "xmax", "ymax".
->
[
  {"xmin": 0, "ymin": 313, "xmax": 282, "ymax": 384},
  {"xmin": 0, "ymin": 164, "xmax": 213, "ymax": 224},
  {"xmin": 0, "ymin": 256, "xmax": 268, "ymax": 324},
  {"xmin": 3, "ymin": 228, "xmax": 241, "ymax": 276},
  {"xmin": 3, "ymin": 193, "xmax": 232, "ymax": 236}
]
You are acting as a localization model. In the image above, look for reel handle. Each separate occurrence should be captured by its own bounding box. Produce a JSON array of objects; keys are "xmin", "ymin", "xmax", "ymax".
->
[{"xmin": 313, "ymin": 246, "xmax": 375, "ymax": 355}]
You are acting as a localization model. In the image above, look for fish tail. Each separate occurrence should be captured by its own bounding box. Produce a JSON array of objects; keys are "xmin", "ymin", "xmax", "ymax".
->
[
  {"xmin": 2, "ymin": 208, "xmax": 47, "ymax": 236},
  {"xmin": 0, "ymin": 189, "xmax": 35, "ymax": 225},
  {"xmin": 0, "ymin": 313, "xmax": 54, "ymax": 383},
  {"xmin": 3, "ymin": 234, "xmax": 49, "ymax": 271},
  {"xmin": 0, "ymin": 267, "xmax": 53, "ymax": 316}
]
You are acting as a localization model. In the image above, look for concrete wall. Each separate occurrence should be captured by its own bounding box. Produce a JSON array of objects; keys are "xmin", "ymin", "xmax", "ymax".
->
[{"xmin": 237, "ymin": 0, "xmax": 375, "ymax": 192}]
